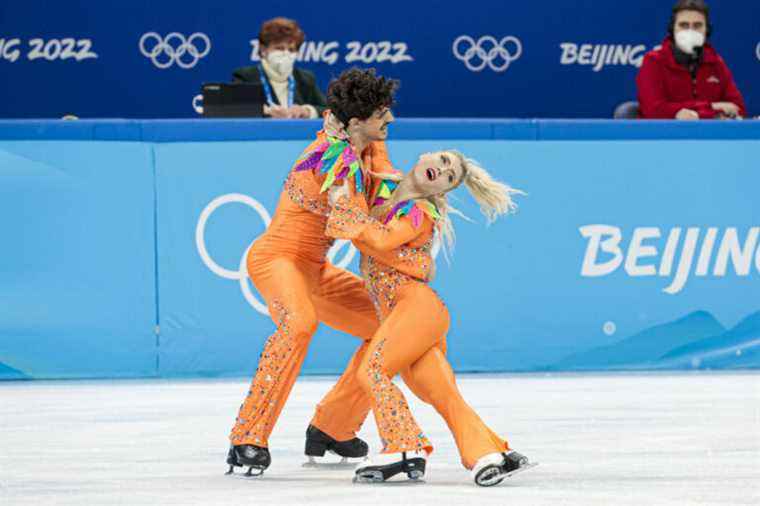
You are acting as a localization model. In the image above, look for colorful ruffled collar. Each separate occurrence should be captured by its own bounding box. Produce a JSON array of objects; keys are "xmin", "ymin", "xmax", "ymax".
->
[
  {"xmin": 293, "ymin": 135, "xmax": 363, "ymax": 194},
  {"xmin": 372, "ymin": 178, "xmax": 399, "ymax": 207},
  {"xmin": 383, "ymin": 199, "xmax": 441, "ymax": 228}
]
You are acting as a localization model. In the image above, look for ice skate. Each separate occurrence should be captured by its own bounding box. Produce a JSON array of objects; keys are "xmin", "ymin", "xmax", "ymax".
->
[
  {"xmin": 471, "ymin": 450, "xmax": 537, "ymax": 487},
  {"xmin": 225, "ymin": 444, "xmax": 272, "ymax": 477},
  {"xmin": 353, "ymin": 451, "xmax": 426, "ymax": 483},
  {"xmin": 302, "ymin": 424, "xmax": 369, "ymax": 468}
]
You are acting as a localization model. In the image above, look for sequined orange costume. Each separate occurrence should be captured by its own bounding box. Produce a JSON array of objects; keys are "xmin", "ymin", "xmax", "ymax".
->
[
  {"xmin": 229, "ymin": 131, "xmax": 394, "ymax": 448},
  {"xmin": 325, "ymin": 190, "xmax": 510, "ymax": 469}
]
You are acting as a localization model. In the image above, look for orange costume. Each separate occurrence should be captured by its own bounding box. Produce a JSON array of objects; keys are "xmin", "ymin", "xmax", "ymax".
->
[
  {"xmin": 229, "ymin": 131, "xmax": 394, "ymax": 447},
  {"xmin": 326, "ymin": 187, "xmax": 510, "ymax": 469}
]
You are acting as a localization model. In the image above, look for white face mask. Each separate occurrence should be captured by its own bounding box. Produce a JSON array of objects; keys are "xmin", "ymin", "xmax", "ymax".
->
[
  {"xmin": 265, "ymin": 50, "xmax": 297, "ymax": 77},
  {"xmin": 674, "ymin": 29, "xmax": 705, "ymax": 55}
]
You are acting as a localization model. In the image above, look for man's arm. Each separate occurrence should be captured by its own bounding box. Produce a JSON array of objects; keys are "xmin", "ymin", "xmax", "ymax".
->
[
  {"xmin": 718, "ymin": 57, "xmax": 747, "ymax": 118},
  {"xmin": 326, "ymin": 194, "xmax": 423, "ymax": 252}
]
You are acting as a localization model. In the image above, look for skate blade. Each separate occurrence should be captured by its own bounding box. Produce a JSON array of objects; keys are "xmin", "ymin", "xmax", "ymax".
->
[
  {"xmin": 302, "ymin": 454, "xmax": 366, "ymax": 469},
  {"xmin": 225, "ymin": 466, "xmax": 266, "ymax": 478},
  {"xmin": 502, "ymin": 462, "xmax": 538, "ymax": 479},
  {"xmin": 353, "ymin": 470, "xmax": 426, "ymax": 484},
  {"xmin": 353, "ymin": 474, "xmax": 425, "ymax": 487},
  {"xmin": 476, "ymin": 462, "xmax": 538, "ymax": 487},
  {"xmin": 353, "ymin": 470, "xmax": 385, "ymax": 483}
]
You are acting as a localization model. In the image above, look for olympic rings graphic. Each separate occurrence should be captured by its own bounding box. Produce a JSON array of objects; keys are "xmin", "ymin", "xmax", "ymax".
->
[
  {"xmin": 756, "ymin": 42, "xmax": 760, "ymax": 62},
  {"xmin": 452, "ymin": 35, "xmax": 523, "ymax": 72},
  {"xmin": 139, "ymin": 32, "xmax": 211, "ymax": 69},
  {"xmin": 196, "ymin": 193, "xmax": 358, "ymax": 316}
]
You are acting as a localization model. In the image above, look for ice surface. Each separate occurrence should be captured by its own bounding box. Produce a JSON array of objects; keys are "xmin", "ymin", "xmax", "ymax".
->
[{"xmin": 1, "ymin": 372, "xmax": 758, "ymax": 505}]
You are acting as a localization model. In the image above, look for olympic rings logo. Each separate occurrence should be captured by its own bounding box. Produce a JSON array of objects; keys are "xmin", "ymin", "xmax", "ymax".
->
[
  {"xmin": 139, "ymin": 32, "xmax": 211, "ymax": 69},
  {"xmin": 756, "ymin": 42, "xmax": 760, "ymax": 62},
  {"xmin": 195, "ymin": 194, "xmax": 357, "ymax": 316},
  {"xmin": 452, "ymin": 35, "xmax": 522, "ymax": 72}
]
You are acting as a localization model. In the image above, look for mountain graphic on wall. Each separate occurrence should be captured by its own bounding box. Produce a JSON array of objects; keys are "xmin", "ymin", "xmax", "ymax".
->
[
  {"xmin": 0, "ymin": 361, "xmax": 28, "ymax": 380},
  {"xmin": 550, "ymin": 310, "xmax": 726, "ymax": 371},
  {"xmin": 657, "ymin": 311, "xmax": 760, "ymax": 369}
]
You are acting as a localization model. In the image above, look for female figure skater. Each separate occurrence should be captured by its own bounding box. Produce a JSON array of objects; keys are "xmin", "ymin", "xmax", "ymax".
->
[{"xmin": 325, "ymin": 150, "xmax": 535, "ymax": 486}]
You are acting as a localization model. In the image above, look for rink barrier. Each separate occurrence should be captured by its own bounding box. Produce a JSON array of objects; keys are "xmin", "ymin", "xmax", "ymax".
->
[
  {"xmin": 1, "ymin": 119, "xmax": 758, "ymax": 379},
  {"xmin": 1, "ymin": 119, "xmax": 760, "ymax": 142}
]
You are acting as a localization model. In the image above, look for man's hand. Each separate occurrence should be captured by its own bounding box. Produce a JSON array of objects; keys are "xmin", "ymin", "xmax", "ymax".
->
[
  {"xmin": 675, "ymin": 108, "xmax": 700, "ymax": 120},
  {"xmin": 711, "ymin": 102, "xmax": 741, "ymax": 118}
]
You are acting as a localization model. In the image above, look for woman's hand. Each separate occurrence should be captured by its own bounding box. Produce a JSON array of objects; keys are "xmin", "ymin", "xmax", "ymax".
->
[{"xmin": 328, "ymin": 182, "xmax": 351, "ymax": 207}]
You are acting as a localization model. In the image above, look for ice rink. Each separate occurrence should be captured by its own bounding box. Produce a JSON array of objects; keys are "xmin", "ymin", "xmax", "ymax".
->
[{"xmin": 1, "ymin": 372, "xmax": 758, "ymax": 506}]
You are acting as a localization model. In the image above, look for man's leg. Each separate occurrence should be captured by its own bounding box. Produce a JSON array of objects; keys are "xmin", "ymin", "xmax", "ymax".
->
[
  {"xmin": 229, "ymin": 258, "xmax": 319, "ymax": 447},
  {"xmin": 308, "ymin": 263, "xmax": 378, "ymax": 441}
]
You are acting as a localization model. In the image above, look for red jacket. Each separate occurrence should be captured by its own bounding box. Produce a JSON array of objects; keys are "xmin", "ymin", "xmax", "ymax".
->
[{"xmin": 636, "ymin": 38, "xmax": 746, "ymax": 119}]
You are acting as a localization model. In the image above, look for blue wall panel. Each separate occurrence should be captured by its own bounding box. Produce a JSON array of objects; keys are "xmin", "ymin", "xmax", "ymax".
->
[{"xmin": 0, "ymin": 141, "xmax": 157, "ymax": 378}]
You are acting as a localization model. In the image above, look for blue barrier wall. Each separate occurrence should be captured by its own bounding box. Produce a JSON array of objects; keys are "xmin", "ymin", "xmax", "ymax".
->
[
  {"xmin": 0, "ymin": 140, "xmax": 157, "ymax": 379},
  {"xmin": 0, "ymin": 1, "xmax": 758, "ymax": 118},
  {"xmin": 1, "ymin": 119, "xmax": 759, "ymax": 379}
]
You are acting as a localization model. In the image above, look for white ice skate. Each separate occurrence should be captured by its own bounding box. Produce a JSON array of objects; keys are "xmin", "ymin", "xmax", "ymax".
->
[
  {"xmin": 353, "ymin": 451, "xmax": 427, "ymax": 483},
  {"xmin": 471, "ymin": 450, "xmax": 537, "ymax": 487}
]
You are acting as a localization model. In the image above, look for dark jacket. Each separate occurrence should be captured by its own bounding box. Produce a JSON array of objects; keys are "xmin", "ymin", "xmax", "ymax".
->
[
  {"xmin": 232, "ymin": 65, "xmax": 327, "ymax": 115},
  {"xmin": 636, "ymin": 37, "xmax": 746, "ymax": 119}
]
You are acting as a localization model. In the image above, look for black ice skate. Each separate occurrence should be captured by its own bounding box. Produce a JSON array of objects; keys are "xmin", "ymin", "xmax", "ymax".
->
[
  {"xmin": 353, "ymin": 451, "xmax": 426, "ymax": 483},
  {"xmin": 471, "ymin": 450, "xmax": 537, "ymax": 487},
  {"xmin": 303, "ymin": 424, "xmax": 369, "ymax": 468},
  {"xmin": 225, "ymin": 444, "xmax": 271, "ymax": 477}
]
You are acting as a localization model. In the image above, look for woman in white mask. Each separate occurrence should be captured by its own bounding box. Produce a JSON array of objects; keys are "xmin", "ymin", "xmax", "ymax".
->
[
  {"xmin": 232, "ymin": 17, "xmax": 327, "ymax": 119},
  {"xmin": 636, "ymin": 0, "xmax": 746, "ymax": 120}
]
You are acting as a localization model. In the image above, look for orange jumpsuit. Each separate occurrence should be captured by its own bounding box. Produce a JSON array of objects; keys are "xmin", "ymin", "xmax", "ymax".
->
[
  {"xmin": 229, "ymin": 132, "xmax": 394, "ymax": 447},
  {"xmin": 325, "ymin": 192, "xmax": 510, "ymax": 469}
]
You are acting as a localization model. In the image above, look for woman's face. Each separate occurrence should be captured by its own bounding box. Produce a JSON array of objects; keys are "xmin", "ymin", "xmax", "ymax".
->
[{"xmin": 408, "ymin": 151, "xmax": 465, "ymax": 197}]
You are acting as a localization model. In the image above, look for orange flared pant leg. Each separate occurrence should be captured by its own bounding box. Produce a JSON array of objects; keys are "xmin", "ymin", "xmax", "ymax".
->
[
  {"xmin": 400, "ymin": 347, "xmax": 509, "ymax": 470},
  {"xmin": 354, "ymin": 282, "xmax": 450, "ymax": 455},
  {"xmin": 229, "ymin": 257, "xmax": 320, "ymax": 447},
  {"xmin": 308, "ymin": 263, "xmax": 380, "ymax": 441},
  {"xmin": 230, "ymin": 257, "xmax": 379, "ymax": 447}
]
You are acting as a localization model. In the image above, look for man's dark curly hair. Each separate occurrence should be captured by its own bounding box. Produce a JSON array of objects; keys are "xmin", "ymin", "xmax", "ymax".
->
[{"xmin": 327, "ymin": 68, "xmax": 398, "ymax": 126}]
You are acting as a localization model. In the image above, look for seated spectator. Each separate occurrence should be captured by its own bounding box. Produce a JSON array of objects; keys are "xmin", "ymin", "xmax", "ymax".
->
[
  {"xmin": 636, "ymin": 0, "xmax": 746, "ymax": 120},
  {"xmin": 232, "ymin": 17, "xmax": 326, "ymax": 119}
]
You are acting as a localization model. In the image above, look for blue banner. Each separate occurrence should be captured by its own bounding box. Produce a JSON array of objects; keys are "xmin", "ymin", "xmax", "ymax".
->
[
  {"xmin": 0, "ymin": 1, "xmax": 758, "ymax": 118},
  {"xmin": 1, "ymin": 120, "xmax": 758, "ymax": 379},
  {"xmin": 0, "ymin": 140, "xmax": 157, "ymax": 379}
]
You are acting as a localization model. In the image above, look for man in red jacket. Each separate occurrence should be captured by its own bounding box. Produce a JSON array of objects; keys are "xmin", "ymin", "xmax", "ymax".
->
[{"xmin": 636, "ymin": 0, "xmax": 746, "ymax": 120}]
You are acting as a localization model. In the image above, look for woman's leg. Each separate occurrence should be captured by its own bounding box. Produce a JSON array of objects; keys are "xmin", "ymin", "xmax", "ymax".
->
[
  {"xmin": 400, "ymin": 346, "xmax": 509, "ymax": 470},
  {"xmin": 355, "ymin": 283, "xmax": 449, "ymax": 455}
]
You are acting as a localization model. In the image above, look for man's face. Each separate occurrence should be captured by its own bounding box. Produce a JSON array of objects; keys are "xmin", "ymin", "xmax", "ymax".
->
[
  {"xmin": 352, "ymin": 107, "xmax": 395, "ymax": 141},
  {"xmin": 674, "ymin": 10, "xmax": 707, "ymax": 36}
]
